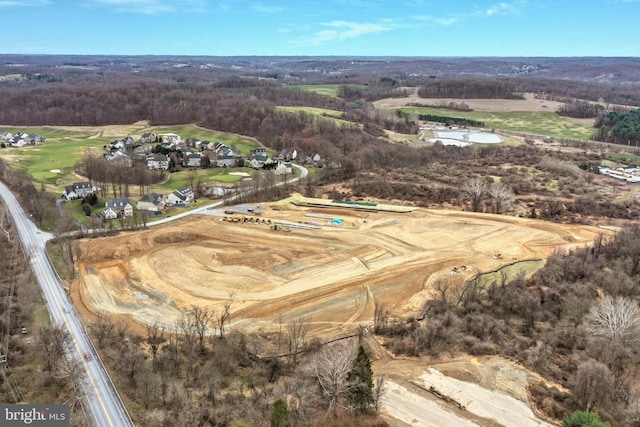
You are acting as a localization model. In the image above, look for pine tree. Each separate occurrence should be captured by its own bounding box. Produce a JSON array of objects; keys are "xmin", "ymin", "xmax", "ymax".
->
[
  {"xmin": 347, "ymin": 344, "xmax": 374, "ymax": 413},
  {"xmin": 271, "ymin": 398, "xmax": 291, "ymax": 427}
]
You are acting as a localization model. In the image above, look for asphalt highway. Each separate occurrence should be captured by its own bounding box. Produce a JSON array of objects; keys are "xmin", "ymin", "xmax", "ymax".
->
[{"xmin": 0, "ymin": 180, "xmax": 134, "ymax": 427}]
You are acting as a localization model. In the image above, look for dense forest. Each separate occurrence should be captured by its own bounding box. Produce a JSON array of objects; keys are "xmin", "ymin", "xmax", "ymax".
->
[{"xmin": 594, "ymin": 109, "xmax": 640, "ymax": 145}]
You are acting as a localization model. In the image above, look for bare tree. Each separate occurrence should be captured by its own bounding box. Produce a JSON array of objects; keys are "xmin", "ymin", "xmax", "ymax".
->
[
  {"xmin": 191, "ymin": 306, "xmax": 213, "ymax": 354},
  {"xmin": 177, "ymin": 313, "xmax": 198, "ymax": 381},
  {"xmin": 461, "ymin": 177, "xmax": 487, "ymax": 212},
  {"xmin": 37, "ymin": 323, "xmax": 71, "ymax": 371},
  {"xmin": 488, "ymin": 181, "xmax": 513, "ymax": 214},
  {"xmin": 216, "ymin": 293, "xmax": 235, "ymax": 337},
  {"xmin": 314, "ymin": 341, "xmax": 356, "ymax": 417},
  {"xmin": 571, "ymin": 359, "xmax": 612, "ymax": 412},
  {"xmin": 373, "ymin": 375, "xmax": 387, "ymax": 413},
  {"xmin": 146, "ymin": 321, "xmax": 165, "ymax": 365},
  {"xmin": 91, "ymin": 311, "xmax": 114, "ymax": 349},
  {"xmin": 287, "ymin": 316, "xmax": 309, "ymax": 368},
  {"xmin": 584, "ymin": 296, "xmax": 640, "ymax": 345},
  {"xmin": 373, "ymin": 303, "xmax": 389, "ymax": 334}
]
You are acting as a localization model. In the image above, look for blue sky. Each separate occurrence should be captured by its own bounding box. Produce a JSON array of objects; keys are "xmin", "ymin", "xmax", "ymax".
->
[{"xmin": 1, "ymin": 0, "xmax": 639, "ymax": 56}]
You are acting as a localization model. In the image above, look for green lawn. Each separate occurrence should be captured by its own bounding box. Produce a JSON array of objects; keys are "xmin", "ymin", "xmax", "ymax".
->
[
  {"xmin": 605, "ymin": 152, "xmax": 640, "ymax": 165},
  {"xmin": 287, "ymin": 84, "xmax": 343, "ymax": 97},
  {"xmin": 476, "ymin": 259, "xmax": 545, "ymax": 287},
  {"xmin": 401, "ymin": 107, "xmax": 595, "ymax": 140},
  {"xmin": 152, "ymin": 167, "xmax": 254, "ymax": 192},
  {"xmin": 287, "ymin": 84, "xmax": 368, "ymax": 97}
]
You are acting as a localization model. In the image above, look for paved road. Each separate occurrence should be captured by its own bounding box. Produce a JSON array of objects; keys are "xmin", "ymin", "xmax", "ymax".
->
[
  {"xmin": 147, "ymin": 163, "xmax": 308, "ymax": 227},
  {"xmin": 0, "ymin": 181, "xmax": 134, "ymax": 427}
]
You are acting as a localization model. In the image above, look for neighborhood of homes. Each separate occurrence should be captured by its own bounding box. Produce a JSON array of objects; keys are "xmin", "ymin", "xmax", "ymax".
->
[
  {"xmin": 61, "ymin": 131, "xmax": 322, "ymax": 220},
  {"xmin": 104, "ymin": 132, "xmax": 308, "ymax": 174},
  {"xmin": 3, "ymin": 129, "xmax": 323, "ymax": 220},
  {"xmin": 63, "ymin": 180, "xmax": 195, "ymax": 220},
  {"xmin": 0, "ymin": 131, "xmax": 46, "ymax": 147}
]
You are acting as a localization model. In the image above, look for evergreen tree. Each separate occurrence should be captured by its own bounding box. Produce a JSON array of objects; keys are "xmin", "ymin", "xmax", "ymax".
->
[
  {"xmin": 563, "ymin": 411, "xmax": 610, "ymax": 427},
  {"xmin": 347, "ymin": 344, "xmax": 374, "ymax": 412},
  {"xmin": 270, "ymin": 398, "xmax": 291, "ymax": 427}
]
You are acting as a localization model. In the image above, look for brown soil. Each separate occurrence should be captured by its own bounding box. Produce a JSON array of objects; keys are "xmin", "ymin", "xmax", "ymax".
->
[
  {"xmin": 70, "ymin": 202, "xmax": 608, "ymax": 339},
  {"xmin": 373, "ymin": 92, "xmax": 567, "ymax": 113}
]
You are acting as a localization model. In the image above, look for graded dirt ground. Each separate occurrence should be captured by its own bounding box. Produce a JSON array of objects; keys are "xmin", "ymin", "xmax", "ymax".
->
[{"xmin": 70, "ymin": 201, "xmax": 607, "ymax": 339}]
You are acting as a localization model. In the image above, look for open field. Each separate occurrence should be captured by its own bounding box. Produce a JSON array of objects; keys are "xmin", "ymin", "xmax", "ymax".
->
[
  {"xmin": 276, "ymin": 106, "xmax": 357, "ymax": 127},
  {"xmin": 69, "ymin": 200, "xmax": 607, "ymax": 338},
  {"xmin": 374, "ymin": 92, "xmax": 595, "ymax": 140},
  {"xmin": 286, "ymin": 84, "xmax": 367, "ymax": 97}
]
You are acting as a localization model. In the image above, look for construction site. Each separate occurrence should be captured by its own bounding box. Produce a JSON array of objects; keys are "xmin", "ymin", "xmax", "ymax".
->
[{"xmin": 69, "ymin": 196, "xmax": 608, "ymax": 338}]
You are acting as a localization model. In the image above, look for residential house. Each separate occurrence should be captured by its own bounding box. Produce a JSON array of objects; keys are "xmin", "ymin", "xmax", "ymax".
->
[
  {"xmin": 63, "ymin": 182, "xmax": 94, "ymax": 200},
  {"xmin": 136, "ymin": 193, "xmax": 166, "ymax": 212},
  {"xmin": 166, "ymin": 186, "xmax": 194, "ymax": 206},
  {"xmin": 184, "ymin": 152, "xmax": 203, "ymax": 168},
  {"xmin": 216, "ymin": 155, "xmax": 237, "ymax": 167},
  {"xmin": 27, "ymin": 133, "xmax": 46, "ymax": 145},
  {"xmin": 213, "ymin": 142, "xmax": 235, "ymax": 158},
  {"xmin": 306, "ymin": 153, "xmax": 322, "ymax": 164},
  {"xmin": 200, "ymin": 141, "xmax": 212, "ymax": 151},
  {"xmin": 250, "ymin": 148, "xmax": 267, "ymax": 157},
  {"xmin": 147, "ymin": 153, "xmax": 170, "ymax": 170},
  {"xmin": 104, "ymin": 197, "xmax": 133, "ymax": 218},
  {"xmin": 277, "ymin": 149, "xmax": 297, "ymax": 161},
  {"xmin": 108, "ymin": 136, "xmax": 136, "ymax": 151},
  {"xmin": 101, "ymin": 207, "xmax": 118, "ymax": 220},
  {"xmin": 185, "ymin": 137, "xmax": 202, "ymax": 149},
  {"xmin": 274, "ymin": 162, "xmax": 293, "ymax": 175},
  {"xmin": 138, "ymin": 133, "xmax": 157, "ymax": 144},
  {"xmin": 159, "ymin": 133, "xmax": 181, "ymax": 146},
  {"xmin": 248, "ymin": 155, "xmax": 273, "ymax": 169},
  {"xmin": 9, "ymin": 133, "xmax": 27, "ymax": 147},
  {"xmin": 0, "ymin": 131, "xmax": 13, "ymax": 142},
  {"xmin": 106, "ymin": 149, "xmax": 133, "ymax": 166}
]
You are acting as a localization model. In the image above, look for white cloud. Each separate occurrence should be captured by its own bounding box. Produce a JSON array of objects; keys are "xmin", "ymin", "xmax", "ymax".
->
[
  {"xmin": 302, "ymin": 20, "xmax": 394, "ymax": 45},
  {"xmin": 414, "ymin": 15, "xmax": 459, "ymax": 26},
  {"xmin": 90, "ymin": 0, "xmax": 207, "ymax": 15},
  {"xmin": 251, "ymin": 3, "xmax": 285, "ymax": 13},
  {"xmin": 476, "ymin": 1, "xmax": 524, "ymax": 17}
]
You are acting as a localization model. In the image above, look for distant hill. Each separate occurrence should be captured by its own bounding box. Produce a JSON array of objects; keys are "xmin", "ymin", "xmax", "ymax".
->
[{"xmin": 1, "ymin": 55, "xmax": 640, "ymax": 84}]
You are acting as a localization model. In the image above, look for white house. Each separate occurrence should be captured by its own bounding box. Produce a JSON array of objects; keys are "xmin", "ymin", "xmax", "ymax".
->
[
  {"xmin": 166, "ymin": 186, "xmax": 194, "ymax": 206},
  {"xmin": 104, "ymin": 197, "xmax": 134, "ymax": 218},
  {"xmin": 147, "ymin": 153, "xmax": 170, "ymax": 170},
  {"xmin": 136, "ymin": 193, "xmax": 166, "ymax": 212},
  {"xmin": 63, "ymin": 182, "xmax": 94, "ymax": 200}
]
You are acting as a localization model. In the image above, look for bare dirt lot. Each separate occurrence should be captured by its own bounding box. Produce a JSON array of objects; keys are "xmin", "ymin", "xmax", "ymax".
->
[{"xmin": 70, "ymin": 201, "xmax": 606, "ymax": 338}]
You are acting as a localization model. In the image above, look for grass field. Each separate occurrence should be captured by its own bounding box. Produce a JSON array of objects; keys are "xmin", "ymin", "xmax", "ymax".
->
[
  {"xmin": 476, "ymin": 259, "xmax": 545, "ymax": 287},
  {"xmin": 287, "ymin": 84, "xmax": 368, "ymax": 97},
  {"xmin": 276, "ymin": 106, "xmax": 356, "ymax": 127},
  {"xmin": 400, "ymin": 107, "xmax": 595, "ymax": 140},
  {"xmin": 605, "ymin": 152, "xmax": 640, "ymax": 165}
]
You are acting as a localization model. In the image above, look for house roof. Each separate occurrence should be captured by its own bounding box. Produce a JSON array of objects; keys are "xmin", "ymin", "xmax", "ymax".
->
[{"xmin": 106, "ymin": 197, "xmax": 131, "ymax": 209}]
